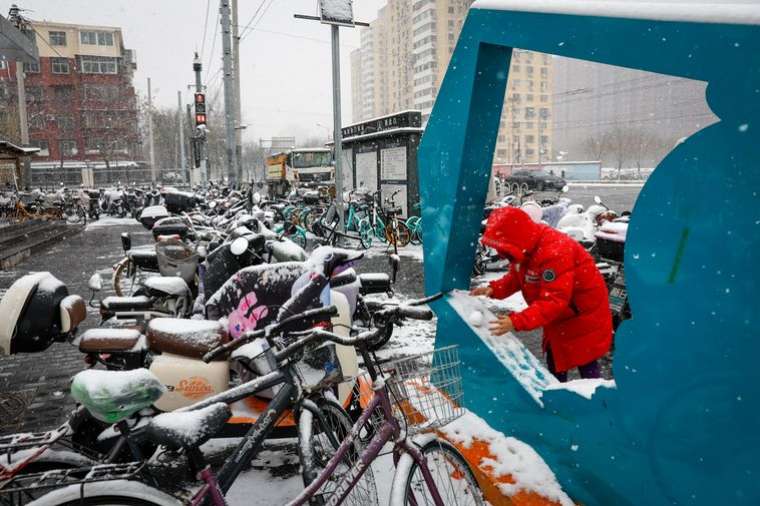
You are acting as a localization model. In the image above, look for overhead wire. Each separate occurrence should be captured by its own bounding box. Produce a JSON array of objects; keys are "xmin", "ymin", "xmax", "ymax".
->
[
  {"xmin": 199, "ymin": 0, "xmax": 212, "ymax": 62},
  {"xmin": 205, "ymin": 9, "xmax": 221, "ymax": 85},
  {"xmin": 239, "ymin": 0, "xmax": 279, "ymax": 42}
]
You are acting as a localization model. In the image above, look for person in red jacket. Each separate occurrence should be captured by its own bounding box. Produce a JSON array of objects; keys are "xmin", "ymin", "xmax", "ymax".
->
[{"xmin": 471, "ymin": 207, "xmax": 612, "ymax": 382}]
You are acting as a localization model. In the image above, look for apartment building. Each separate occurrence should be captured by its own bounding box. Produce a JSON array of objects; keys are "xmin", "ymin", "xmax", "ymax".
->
[
  {"xmin": 351, "ymin": 0, "xmax": 554, "ymax": 164},
  {"xmin": 0, "ymin": 20, "xmax": 139, "ymax": 170}
]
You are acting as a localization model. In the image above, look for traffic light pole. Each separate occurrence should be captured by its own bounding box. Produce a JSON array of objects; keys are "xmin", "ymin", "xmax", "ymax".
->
[{"xmin": 193, "ymin": 53, "xmax": 208, "ymax": 185}]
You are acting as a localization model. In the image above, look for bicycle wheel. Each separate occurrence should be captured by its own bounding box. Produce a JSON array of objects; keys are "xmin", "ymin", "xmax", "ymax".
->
[
  {"xmin": 390, "ymin": 438, "xmax": 484, "ymax": 506},
  {"xmin": 298, "ymin": 396, "xmax": 378, "ymax": 506},
  {"xmin": 358, "ymin": 218, "xmax": 373, "ymax": 248},
  {"xmin": 385, "ymin": 221, "xmax": 411, "ymax": 248},
  {"xmin": 112, "ymin": 259, "xmax": 134, "ymax": 297}
]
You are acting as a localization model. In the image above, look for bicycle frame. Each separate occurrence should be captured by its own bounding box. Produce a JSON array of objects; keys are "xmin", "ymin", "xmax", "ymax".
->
[{"xmin": 287, "ymin": 376, "xmax": 445, "ymax": 506}]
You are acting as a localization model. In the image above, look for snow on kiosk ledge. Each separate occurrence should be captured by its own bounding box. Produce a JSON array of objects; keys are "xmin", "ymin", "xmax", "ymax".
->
[
  {"xmin": 442, "ymin": 411, "xmax": 574, "ymax": 506},
  {"xmin": 448, "ymin": 290, "xmax": 615, "ymax": 404}
]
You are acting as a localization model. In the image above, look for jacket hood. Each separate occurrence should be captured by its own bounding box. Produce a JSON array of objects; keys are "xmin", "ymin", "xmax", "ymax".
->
[{"xmin": 481, "ymin": 207, "xmax": 543, "ymax": 263}]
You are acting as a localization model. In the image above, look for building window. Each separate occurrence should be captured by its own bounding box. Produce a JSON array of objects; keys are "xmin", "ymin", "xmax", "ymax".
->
[
  {"xmin": 496, "ymin": 149, "xmax": 507, "ymax": 159},
  {"xmin": 524, "ymin": 122, "xmax": 534, "ymax": 129},
  {"xmin": 51, "ymin": 58, "xmax": 69, "ymax": 74},
  {"xmin": 539, "ymin": 107, "xmax": 550, "ymax": 119},
  {"xmin": 526, "ymin": 94, "xmax": 534, "ymax": 102},
  {"xmin": 498, "ymin": 135, "xmax": 506, "ymax": 143},
  {"xmin": 28, "ymin": 114, "xmax": 46, "ymax": 130},
  {"xmin": 97, "ymin": 31, "xmax": 114, "ymax": 46},
  {"xmin": 25, "ymin": 86, "xmax": 43, "ymax": 104},
  {"xmin": 0, "ymin": 60, "xmax": 6, "ymax": 70},
  {"xmin": 540, "ymin": 135, "xmax": 549, "ymax": 145},
  {"xmin": 540, "ymin": 94, "xmax": 548, "ymax": 102},
  {"xmin": 512, "ymin": 64, "xmax": 521, "ymax": 72},
  {"xmin": 85, "ymin": 138, "xmax": 102, "ymax": 154},
  {"xmin": 525, "ymin": 107, "xmax": 536, "ymax": 119},
  {"xmin": 30, "ymin": 139, "xmax": 49, "ymax": 156},
  {"xmin": 84, "ymin": 84, "xmax": 120, "ymax": 101},
  {"xmin": 56, "ymin": 115, "xmax": 75, "ymax": 132},
  {"xmin": 526, "ymin": 65, "xmax": 534, "ymax": 74},
  {"xmin": 53, "ymin": 85, "xmax": 74, "ymax": 103},
  {"xmin": 526, "ymin": 148, "xmax": 535, "ymax": 156},
  {"xmin": 540, "ymin": 67, "xmax": 549, "ymax": 78},
  {"xmin": 527, "ymin": 80, "xmax": 535, "ymax": 91},
  {"xmin": 512, "ymin": 121, "xmax": 520, "ymax": 129},
  {"xmin": 23, "ymin": 61, "xmax": 39, "ymax": 73},
  {"xmin": 80, "ymin": 31, "xmax": 97, "ymax": 44},
  {"xmin": 49, "ymin": 31, "xmax": 67, "ymax": 46},
  {"xmin": 59, "ymin": 140, "xmax": 78, "ymax": 156},
  {"xmin": 80, "ymin": 56, "xmax": 118, "ymax": 74},
  {"xmin": 512, "ymin": 93, "xmax": 521, "ymax": 102},
  {"xmin": 540, "ymin": 81, "xmax": 548, "ymax": 92},
  {"xmin": 526, "ymin": 135, "xmax": 535, "ymax": 144}
]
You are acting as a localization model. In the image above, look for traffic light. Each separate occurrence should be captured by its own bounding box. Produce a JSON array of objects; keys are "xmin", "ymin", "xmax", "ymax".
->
[{"xmin": 194, "ymin": 92, "xmax": 206, "ymax": 126}]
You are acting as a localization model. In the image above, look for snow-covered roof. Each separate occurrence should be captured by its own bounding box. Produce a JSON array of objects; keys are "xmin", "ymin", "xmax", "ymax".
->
[
  {"xmin": 291, "ymin": 147, "xmax": 331, "ymax": 153},
  {"xmin": 342, "ymin": 109, "xmax": 422, "ymax": 129},
  {"xmin": 471, "ymin": 0, "xmax": 760, "ymax": 26},
  {"xmin": 337, "ymin": 127, "xmax": 424, "ymax": 144}
]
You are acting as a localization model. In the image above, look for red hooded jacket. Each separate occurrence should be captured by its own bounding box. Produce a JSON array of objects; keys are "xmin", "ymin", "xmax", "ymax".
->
[{"xmin": 482, "ymin": 207, "xmax": 612, "ymax": 372}]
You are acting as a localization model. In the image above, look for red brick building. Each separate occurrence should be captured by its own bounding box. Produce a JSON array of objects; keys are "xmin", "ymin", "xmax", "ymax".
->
[{"xmin": 0, "ymin": 20, "xmax": 143, "ymax": 185}]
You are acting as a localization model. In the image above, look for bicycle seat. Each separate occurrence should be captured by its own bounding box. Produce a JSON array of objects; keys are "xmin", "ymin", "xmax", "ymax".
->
[
  {"xmin": 147, "ymin": 318, "xmax": 228, "ymax": 359},
  {"xmin": 78, "ymin": 328, "xmax": 143, "ymax": 353},
  {"xmin": 127, "ymin": 248, "xmax": 159, "ymax": 270},
  {"xmin": 70, "ymin": 369, "xmax": 166, "ymax": 424},
  {"xmin": 146, "ymin": 403, "xmax": 231, "ymax": 450}
]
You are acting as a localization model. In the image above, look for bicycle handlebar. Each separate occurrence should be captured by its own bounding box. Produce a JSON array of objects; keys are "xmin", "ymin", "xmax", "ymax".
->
[{"xmin": 202, "ymin": 305, "xmax": 339, "ymax": 363}]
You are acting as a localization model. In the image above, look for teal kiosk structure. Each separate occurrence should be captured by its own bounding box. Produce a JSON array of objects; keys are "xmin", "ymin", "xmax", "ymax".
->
[{"xmin": 419, "ymin": 1, "xmax": 760, "ymax": 504}]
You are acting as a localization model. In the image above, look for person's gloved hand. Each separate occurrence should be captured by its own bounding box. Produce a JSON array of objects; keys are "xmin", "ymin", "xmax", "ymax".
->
[
  {"xmin": 489, "ymin": 315, "xmax": 514, "ymax": 336},
  {"xmin": 470, "ymin": 285, "xmax": 493, "ymax": 297}
]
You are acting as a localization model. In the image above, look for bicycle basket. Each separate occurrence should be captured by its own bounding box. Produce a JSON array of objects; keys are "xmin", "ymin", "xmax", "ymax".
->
[{"xmin": 381, "ymin": 345, "xmax": 464, "ymax": 434}]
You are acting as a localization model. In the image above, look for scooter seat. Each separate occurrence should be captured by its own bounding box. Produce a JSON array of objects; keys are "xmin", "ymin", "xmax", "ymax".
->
[
  {"xmin": 78, "ymin": 328, "xmax": 143, "ymax": 353},
  {"xmin": 142, "ymin": 276, "xmax": 190, "ymax": 296},
  {"xmin": 127, "ymin": 249, "xmax": 159, "ymax": 271},
  {"xmin": 146, "ymin": 403, "xmax": 230, "ymax": 450},
  {"xmin": 358, "ymin": 273, "xmax": 391, "ymax": 295},
  {"xmin": 101, "ymin": 295, "xmax": 152, "ymax": 312},
  {"xmin": 147, "ymin": 318, "xmax": 227, "ymax": 359},
  {"xmin": 70, "ymin": 369, "xmax": 165, "ymax": 424}
]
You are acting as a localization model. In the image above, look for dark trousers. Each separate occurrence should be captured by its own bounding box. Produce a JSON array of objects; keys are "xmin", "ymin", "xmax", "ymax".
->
[{"xmin": 546, "ymin": 347, "xmax": 601, "ymax": 383}]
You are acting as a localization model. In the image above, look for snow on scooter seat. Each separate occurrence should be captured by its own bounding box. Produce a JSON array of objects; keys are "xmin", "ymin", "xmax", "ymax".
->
[{"xmin": 448, "ymin": 290, "xmax": 615, "ymax": 405}]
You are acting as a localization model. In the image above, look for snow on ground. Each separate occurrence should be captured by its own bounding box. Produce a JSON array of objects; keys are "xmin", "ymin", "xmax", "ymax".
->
[
  {"xmin": 85, "ymin": 217, "xmax": 139, "ymax": 231},
  {"xmin": 364, "ymin": 243, "xmax": 423, "ymax": 261},
  {"xmin": 442, "ymin": 410, "xmax": 574, "ymax": 506}
]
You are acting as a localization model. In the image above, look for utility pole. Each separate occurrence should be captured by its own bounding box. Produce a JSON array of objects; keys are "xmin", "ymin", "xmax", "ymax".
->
[
  {"xmin": 232, "ymin": 0, "xmax": 243, "ymax": 183},
  {"xmin": 294, "ymin": 4, "xmax": 368, "ymax": 231},
  {"xmin": 147, "ymin": 77, "xmax": 156, "ymax": 185},
  {"xmin": 15, "ymin": 61, "xmax": 30, "ymax": 189},
  {"xmin": 329, "ymin": 24, "xmax": 344, "ymax": 229},
  {"xmin": 177, "ymin": 91, "xmax": 187, "ymax": 184},
  {"xmin": 193, "ymin": 53, "xmax": 208, "ymax": 185},
  {"xmin": 220, "ymin": 0, "xmax": 236, "ymax": 187}
]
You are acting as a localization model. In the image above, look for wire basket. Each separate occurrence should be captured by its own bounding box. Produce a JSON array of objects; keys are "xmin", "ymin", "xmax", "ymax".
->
[{"xmin": 381, "ymin": 345, "xmax": 464, "ymax": 434}]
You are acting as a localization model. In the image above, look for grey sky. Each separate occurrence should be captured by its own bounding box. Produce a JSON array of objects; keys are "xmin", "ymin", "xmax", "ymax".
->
[{"xmin": 7, "ymin": 0, "xmax": 385, "ymax": 144}]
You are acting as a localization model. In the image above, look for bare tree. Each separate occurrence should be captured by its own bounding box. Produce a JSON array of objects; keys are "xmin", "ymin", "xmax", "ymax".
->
[{"xmin": 581, "ymin": 132, "xmax": 610, "ymax": 162}]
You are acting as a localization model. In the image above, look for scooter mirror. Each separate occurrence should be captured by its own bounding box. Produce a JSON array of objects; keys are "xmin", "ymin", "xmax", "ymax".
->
[
  {"xmin": 389, "ymin": 254, "xmax": 401, "ymax": 284},
  {"xmin": 88, "ymin": 273, "xmax": 102, "ymax": 291},
  {"xmin": 230, "ymin": 237, "xmax": 249, "ymax": 256},
  {"xmin": 594, "ymin": 195, "xmax": 602, "ymax": 205},
  {"xmin": 561, "ymin": 184, "xmax": 570, "ymax": 193}
]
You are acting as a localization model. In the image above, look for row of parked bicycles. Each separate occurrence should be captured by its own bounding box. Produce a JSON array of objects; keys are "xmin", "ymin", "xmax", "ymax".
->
[
  {"xmin": 0, "ymin": 184, "xmax": 483, "ymax": 505},
  {"xmin": 272, "ymin": 188, "xmax": 423, "ymax": 252}
]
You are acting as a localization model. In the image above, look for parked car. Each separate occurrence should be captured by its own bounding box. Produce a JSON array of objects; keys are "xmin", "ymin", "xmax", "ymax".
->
[{"xmin": 504, "ymin": 169, "xmax": 567, "ymax": 193}]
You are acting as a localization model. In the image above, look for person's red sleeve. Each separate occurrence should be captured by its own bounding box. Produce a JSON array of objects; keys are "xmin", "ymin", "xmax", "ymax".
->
[
  {"xmin": 509, "ymin": 253, "xmax": 575, "ymax": 331},
  {"xmin": 488, "ymin": 269, "xmax": 520, "ymax": 299}
]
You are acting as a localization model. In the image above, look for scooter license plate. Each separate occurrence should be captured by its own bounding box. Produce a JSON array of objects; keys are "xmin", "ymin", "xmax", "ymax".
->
[{"xmin": 609, "ymin": 287, "xmax": 626, "ymax": 312}]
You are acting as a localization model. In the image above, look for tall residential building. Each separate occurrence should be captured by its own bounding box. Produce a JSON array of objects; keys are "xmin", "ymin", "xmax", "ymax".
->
[
  {"xmin": 351, "ymin": 0, "xmax": 554, "ymax": 164},
  {"xmin": 0, "ymin": 20, "xmax": 139, "ymax": 170},
  {"xmin": 552, "ymin": 57, "xmax": 716, "ymax": 166}
]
